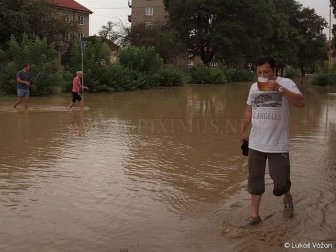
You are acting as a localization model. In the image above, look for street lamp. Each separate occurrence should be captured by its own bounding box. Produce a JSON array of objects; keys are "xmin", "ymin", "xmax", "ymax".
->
[
  {"xmin": 329, "ymin": 1, "xmax": 333, "ymax": 72},
  {"xmin": 80, "ymin": 40, "xmax": 87, "ymax": 98}
]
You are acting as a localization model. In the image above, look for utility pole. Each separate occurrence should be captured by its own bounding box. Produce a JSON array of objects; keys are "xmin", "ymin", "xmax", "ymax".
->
[
  {"xmin": 80, "ymin": 40, "xmax": 87, "ymax": 99},
  {"xmin": 329, "ymin": 1, "xmax": 333, "ymax": 72}
]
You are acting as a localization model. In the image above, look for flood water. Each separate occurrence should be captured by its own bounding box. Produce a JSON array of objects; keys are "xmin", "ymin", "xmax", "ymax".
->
[{"xmin": 0, "ymin": 79, "xmax": 335, "ymax": 251}]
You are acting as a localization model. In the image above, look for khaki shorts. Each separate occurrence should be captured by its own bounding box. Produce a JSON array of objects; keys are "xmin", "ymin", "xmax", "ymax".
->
[{"xmin": 248, "ymin": 149, "xmax": 291, "ymax": 196}]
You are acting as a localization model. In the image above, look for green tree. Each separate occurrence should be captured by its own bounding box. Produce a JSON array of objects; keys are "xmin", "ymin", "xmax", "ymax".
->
[
  {"xmin": 0, "ymin": 0, "xmax": 26, "ymax": 45},
  {"xmin": 64, "ymin": 37, "xmax": 111, "ymax": 90},
  {"xmin": 295, "ymin": 7, "xmax": 327, "ymax": 75},
  {"xmin": 118, "ymin": 46, "xmax": 163, "ymax": 73},
  {"xmin": 98, "ymin": 21, "xmax": 126, "ymax": 45},
  {"xmin": 261, "ymin": 0, "xmax": 301, "ymax": 74},
  {"xmin": 0, "ymin": 0, "xmax": 76, "ymax": 50},
  {"xmin": 0, "ymin": 35, "xmax": 63, "ymax": 96},
  {"xmin": 124, "ymin": 24, "xmax": 183, "ymax": 64},
  {"xmin": 165, "ymin": 0, "xmax": 273, "ymax": 66}
]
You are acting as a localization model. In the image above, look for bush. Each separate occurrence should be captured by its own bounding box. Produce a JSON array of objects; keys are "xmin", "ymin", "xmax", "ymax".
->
[
  {"xmin": 0, "ymin": 62, "xmax": 19, "ymax": 95},
  {"xmin": 62, "ymin": 71, "xmax": 75, "ymax": 92},
  {"xmin": 95, "ymin": 63, "xmax": 185, "ymax": 92},
  {"xmin": 29, "ymin": 61, "xmax": 65, "ymax": 96},
  {"xmin": 154, "ymin": 65, "xmax": 186, "ymax": 87},
  {"xmin": 65, "ymin": 38, "xmax": 111, "ymax": 79},
  {"xmin": 0, "ymin": 35, "xmax": 63, "ymax": 96},
  {"xmin": 311, "ymin": 73, "xmax": 333, "ymax": 86},
  {"xmin": 119, "ymin": 46, "xmax": 163, "ymax": 73},
  {"xmin": 283, "ymin": 66, "xmax": 299, "ymax": 79},
  {"xmin": 225, "ymin": 68, "xmax": 255, "ymax": 82},
  {"xmin": 189, "ymin": 65, "xmax": 227, "ymax": 84},
  {"xmin": 99, "ymin": 64, "xmax": 132, "ymax": 92}
]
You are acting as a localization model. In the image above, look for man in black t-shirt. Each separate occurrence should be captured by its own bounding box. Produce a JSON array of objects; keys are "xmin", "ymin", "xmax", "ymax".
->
[{"xmin": 14, "ymin": 63, "xmax": 31, "ymax": 109}]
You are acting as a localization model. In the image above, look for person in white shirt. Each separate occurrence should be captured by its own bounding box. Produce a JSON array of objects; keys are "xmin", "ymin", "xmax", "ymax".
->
[{"xmin": 240, "ymin": 56, "xmax": 305, "ymax": 225}]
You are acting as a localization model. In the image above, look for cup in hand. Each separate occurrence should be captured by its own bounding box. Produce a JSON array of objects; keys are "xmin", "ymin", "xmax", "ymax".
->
[{"xmin": 257, "ymin": 77, "xmax": 269, "ymax": 91}]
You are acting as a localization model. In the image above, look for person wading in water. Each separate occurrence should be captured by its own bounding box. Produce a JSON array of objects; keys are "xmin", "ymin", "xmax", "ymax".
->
[
  {"xmin": 68, "ymin": 71, "xmax": 88, "ymax": 109},
  {"xmin": 240, "ymin": 56, "xmax": 305, "ymax": 225},
  {"xmin": 14, "ymin": 63, "xmax": 31, "ymax": 109}
]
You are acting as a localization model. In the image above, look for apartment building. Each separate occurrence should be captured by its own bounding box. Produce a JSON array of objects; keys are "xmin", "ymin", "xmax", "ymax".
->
[
  {"xmin": 128, "ymin": 0, "xmax": 213, "ymax": 67},
  {"xmin": 49, "ymin": 0, "xmax": 93, "ymax": 41},
  {"xmin": 128, "ymin": 0, "xmax": 168, "ymax": 28}
]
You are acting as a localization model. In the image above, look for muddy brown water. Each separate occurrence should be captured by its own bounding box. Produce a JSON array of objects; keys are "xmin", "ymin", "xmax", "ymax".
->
[{"xmin": 0, "ymin": 79, "xmax": 335, "ymax": 251}]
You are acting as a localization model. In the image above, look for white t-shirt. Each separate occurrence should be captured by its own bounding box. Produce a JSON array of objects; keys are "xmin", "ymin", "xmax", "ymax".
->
[{"xmin": 246, "ymin": 77, "xmax": 302, "ymax": 153}]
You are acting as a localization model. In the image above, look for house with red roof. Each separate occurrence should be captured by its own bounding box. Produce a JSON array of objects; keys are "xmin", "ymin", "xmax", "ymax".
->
[{"xmin": 49, "ymin": 0, "xmax": 93, "ymax": 41}]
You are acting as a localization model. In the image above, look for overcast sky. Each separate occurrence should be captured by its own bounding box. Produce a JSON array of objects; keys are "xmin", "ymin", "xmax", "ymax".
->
[{"xmin": 75, "ymin": 0, "xmax": 334, "ymax": 36}]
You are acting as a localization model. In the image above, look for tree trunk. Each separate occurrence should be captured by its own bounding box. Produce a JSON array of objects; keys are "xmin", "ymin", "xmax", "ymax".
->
[{"xmin": 300, "ymin": 65, "xmax": 305, "ymax": 77}]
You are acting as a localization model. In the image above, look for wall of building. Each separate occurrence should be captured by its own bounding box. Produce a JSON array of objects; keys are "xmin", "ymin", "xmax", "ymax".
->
[
  {"xmin": 55, "ymin": 8, "xmax": 90, "ymax": 39},
  {"xmin": 130, "ymin": 0, "xmax": 168, "ymax": 27}
]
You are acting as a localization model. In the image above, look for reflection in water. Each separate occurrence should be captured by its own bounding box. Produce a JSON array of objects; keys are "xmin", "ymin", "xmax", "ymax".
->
[
  {"xmin": 0, "ymin": 81, "xmax": 335, "ymax": 251},
  {"xmin": 69, "ymin": 110, "xmax": 85, "ymax": 136}
]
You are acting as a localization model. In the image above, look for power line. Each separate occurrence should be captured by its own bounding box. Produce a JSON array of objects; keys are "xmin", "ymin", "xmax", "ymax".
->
[
  {"xmin": 91, "ymin": 6, "xmax": 165, "ymax": 10},
  {"xmin": 92, "ymin": 7, "xmax": 130, "ymax": 10}
]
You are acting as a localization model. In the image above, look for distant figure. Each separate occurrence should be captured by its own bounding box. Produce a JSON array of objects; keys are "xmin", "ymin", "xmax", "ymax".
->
[
  {"xmin": 14, "ymin": 63, "xmax": 31, "ymax": 109},
  {"xmin": 68, "ymin": 71, "xmax": 88, "ymax": 109},
  {"xmin": 240, "ymin": 56, "xmax": 305, "ymax": 225}
]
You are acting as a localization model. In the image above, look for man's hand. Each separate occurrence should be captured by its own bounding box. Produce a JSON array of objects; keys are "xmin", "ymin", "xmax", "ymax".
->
[
  {"xmin": 240, "ymin": 132, "xmax": 247, "ymax": 143},
  {"xmin": 240, "ymin": 105, "xmax": 252, "ymax": 143},
  {"xmin": 268, "ymin": 80, "xmax": 280, "ymax": 91}
]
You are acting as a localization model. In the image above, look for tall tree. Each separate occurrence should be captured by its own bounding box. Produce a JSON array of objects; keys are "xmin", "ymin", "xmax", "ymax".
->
[
  {"xmin": 124, "ymin": 24, "xmax": 183, "ymax": 64},
  {"xmin": 294, "ymin": 7, "xmax": 327, "ymax": 75},
  {"xmin": 98, "ymin": 21, "xmax": 127, "ymax": 46},
  {"xmin": 261, "ymin": 0, "xmax": 302, "ymax": 74},
  {"xmin": 165, "ymin": 0, "xmax": 273, "ymax": 66},
  {"xmin": 0, "ymin": 0, "xmax": 76, "ymax": 50}
]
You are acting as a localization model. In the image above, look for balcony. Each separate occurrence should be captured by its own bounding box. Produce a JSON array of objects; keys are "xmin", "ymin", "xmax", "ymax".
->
[{"xmin": 128, "ymin": 15, "xmax": 132, "ymax": 22}]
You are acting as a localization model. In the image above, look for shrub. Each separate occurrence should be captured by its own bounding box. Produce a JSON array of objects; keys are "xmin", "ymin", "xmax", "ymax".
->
[
  {"xmin": 0, "ymin": 62, "xmax": 19, "ymax": 95},
  {"xmin": 283, "ymin": 66, "xmax": 299, "ymax": 79},
  {"xmin": 189, "ymin": 65, "xmax": 227, "ymax": 84},
  {"xmin": 62, "ymin": 71, "xmax": 75, "ymax": 92},
  {"xmin": 100, "ymin": 64, "xmax": 134, "ymax": 92},
  {"xmin": 0, "ymin": 35, "xmax": 63, "ymax": 96},
  {"xmin": 311, "ymin": 73, "xmax": 333, "ymax": 86},
  {"xmin": 29, "ymin": 61, "xmax": 64, "ymax": 96},
  {"xmin": 225, "ymin": 68, "xmax": 255, "ymax": 82},
  {"xmin": 154, "ymin": 65, "xmax": 186, "ymax": 87},
  {"xmin": 119, "ymin": 46, "xmax": 163, "ymax": 73}
]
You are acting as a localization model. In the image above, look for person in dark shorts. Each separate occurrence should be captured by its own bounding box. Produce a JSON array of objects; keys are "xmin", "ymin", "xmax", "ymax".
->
[
  {"xmin": 68, "ymin": 71, "xmax": 88, "ymax": 109},
  {"xmin": 14, "ymin": 63, "xmax": 31, "ymax": 109},
  {"xmin": 240, "ymin": 56, "xmax": 305, "ymax": 225}
]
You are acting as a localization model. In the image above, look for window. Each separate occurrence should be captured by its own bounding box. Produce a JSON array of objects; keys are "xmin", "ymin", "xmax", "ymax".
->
[
  {"xmin": 145, "ymin": 22, "xmax": 154, "ymax": 29},
  {"xmin": 79, "ymin": 33, "xmax": 85, "ymax": 40},
  {"xmin": 65, "ymin": 33, "xmax": 71, "ymax": 42},
  {"xmin": 78, "ymin": 16, "xmax": 84, "ymax": 25},
  {"xmin": 188, "ymin": 59, "xmax": 194, "ymax": 66},
  {"xmin": 145, "ymin": 7, "xmax": 153, "ymax": 16},
  {"xmin": 210, "ymin": 61, "xmax": 218, "ymax": 67}
]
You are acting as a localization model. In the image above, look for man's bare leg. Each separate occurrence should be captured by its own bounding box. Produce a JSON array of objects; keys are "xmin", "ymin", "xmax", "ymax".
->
[
  {"xmin": 251, "ymin": 194, "xmax": 262, "ymax": 218},
  {"xmin": 14, "ymin": 97, "xmax": 23, "ymax": 108},
  {"xmin": 24, "ymin": 97, "xmax": 29, "ymax": 109}
]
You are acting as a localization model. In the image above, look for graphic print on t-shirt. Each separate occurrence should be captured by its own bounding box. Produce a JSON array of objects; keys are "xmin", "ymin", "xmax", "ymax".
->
[
  {"xmin": 252, "ymin": 92, "xmax": 282, "ymax": 108},
  {"xmin": 251, "ymin": 92, "xmax": 283, "ymax": 121}
]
